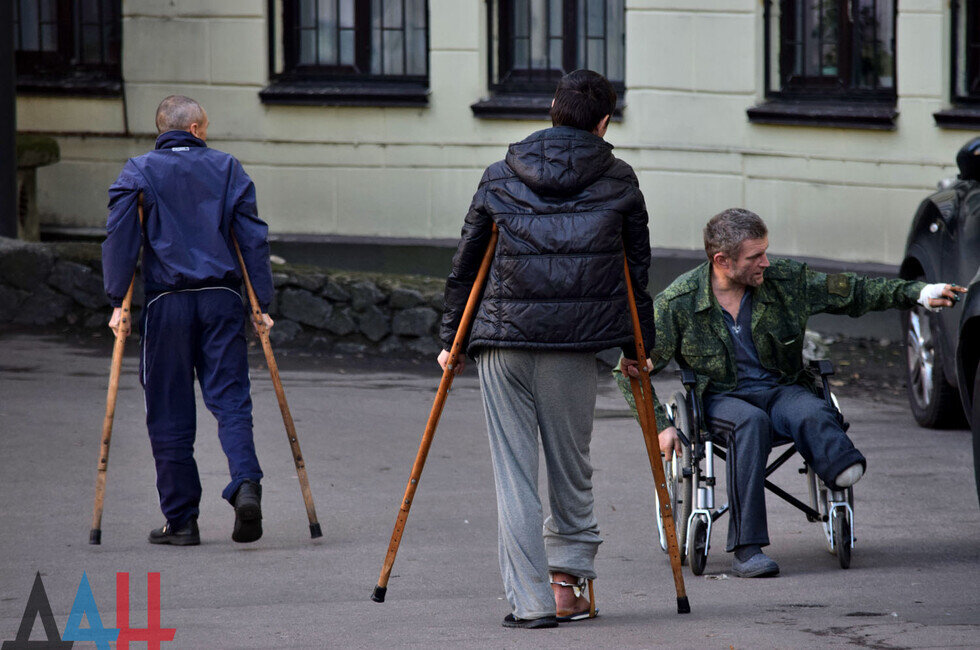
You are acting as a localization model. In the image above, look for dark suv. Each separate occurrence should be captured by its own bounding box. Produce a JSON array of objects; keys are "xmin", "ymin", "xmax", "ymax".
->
[{"xmin": 899, "ymin": 138, "xmax": 980, "ymax": 504}]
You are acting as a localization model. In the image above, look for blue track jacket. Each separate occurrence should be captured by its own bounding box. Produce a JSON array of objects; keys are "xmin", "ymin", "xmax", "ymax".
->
[{"xmin": 102, "ymin": 130, "xmax": 274, "ymax": 310}]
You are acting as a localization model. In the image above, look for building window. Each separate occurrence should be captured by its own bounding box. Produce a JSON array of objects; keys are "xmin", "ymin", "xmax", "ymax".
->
[
  {"xmin": 953, "ymin": 0, "xmax": 980, "ymax": 101},
  {"xmin": 472, "ymin": 0, "xmax": 626, "ymax": 120},
  {"xmin": 260, "ymin": 0, "xmax": 430, "ymax": 107},
  {"xmin": 935, "ymin": 1, "xmax": 980, "ymax": 128},
  {"xmin": 748, "ymin": 0, "xmax": 898, "ymax": 130},
  {"xmin": 13, "ymin": 0, "xmax": 122, "ymax": 96}
]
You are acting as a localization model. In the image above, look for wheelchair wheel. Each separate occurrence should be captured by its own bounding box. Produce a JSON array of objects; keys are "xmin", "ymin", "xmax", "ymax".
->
[
  {"xmin": 818, "ymin": 486, "xmax": 835, "ymax": 553},
  {"xmin": 659, "ymin": 392, "xmax": 694, "ymax": 559},
  {"xmin": 833, "ymin": 508, "xmax": 852, "ymax": 569},
  {"xmin": 688, "ymin": 515, "xmax": 709, "ymax": 576},
  {"xmin": 654, "ymin": 449, "xmax": 688, "ymax": 564}
]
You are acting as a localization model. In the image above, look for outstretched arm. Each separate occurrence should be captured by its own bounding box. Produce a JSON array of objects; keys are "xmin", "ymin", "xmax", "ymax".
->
[{"xmin": 805, "ymin": 266, "xmax": 929, "ymax": 317}]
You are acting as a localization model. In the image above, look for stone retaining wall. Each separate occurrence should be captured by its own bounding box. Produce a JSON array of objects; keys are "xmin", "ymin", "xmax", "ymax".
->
[{"xmin": 0, "ymin": 237, "xmax": 447, "ymax": 355}]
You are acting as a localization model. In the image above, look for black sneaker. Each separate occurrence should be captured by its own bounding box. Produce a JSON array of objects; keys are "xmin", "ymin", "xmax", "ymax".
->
[
  {"xmin": 148, "ymin": 518, "xmax": 200, "ymax": 546},
  {"xmin": 232, "ymin": 480, "xmax": 262, "ymax": 543},
  {"xmin": 502, "ymin": 614, "xmax": 558, "ymax": 629}
]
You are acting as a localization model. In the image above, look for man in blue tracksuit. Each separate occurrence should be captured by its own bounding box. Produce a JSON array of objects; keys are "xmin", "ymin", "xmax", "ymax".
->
[{"xmin": 102, "ymin": 95, "xmax": 275, "ymax": 545}]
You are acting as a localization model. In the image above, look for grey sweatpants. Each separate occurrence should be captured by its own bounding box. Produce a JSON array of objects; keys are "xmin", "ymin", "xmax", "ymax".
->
[{"xmin": 477, "ymin": 347, "xmax": 602, "ymax": 620}]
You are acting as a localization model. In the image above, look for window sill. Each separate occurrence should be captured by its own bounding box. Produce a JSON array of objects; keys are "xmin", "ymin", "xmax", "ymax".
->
[
  {"xmin": 746, "ymin": 99, "xmax": 897, "ymax": 130},
  {"xmin": 259, "ymin": 79, "xmax": 429, "ymax": 107},
  {"xmin": 16, "ymin": 75, "xmax": 122, "ymax": 98},
  {"xmin": 933, "ymin": 106, "xmax": 980, "ymax": 130},
  {"xmin": 471, "ymin": 93, "xmax": 624, "ymax": 121}
]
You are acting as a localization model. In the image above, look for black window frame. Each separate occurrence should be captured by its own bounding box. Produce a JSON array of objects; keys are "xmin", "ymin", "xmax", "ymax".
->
[
  {"xmin": 472, "ymin": 0, "xmax": 626, "ymax": 120},
  {"xmin": 748, "ymin": 0, "xmax": 898, "ymax": 130},
  {"xmin": 935, "ymin": 0, "xmax": 980, "ymax": 129},
  {"xmin": 260, "ymin": 0, "xmax": 431, "ymax": 107},
  {"xmin": 13, "ymin": 0, "xmax": 122, "ymax": 97}
]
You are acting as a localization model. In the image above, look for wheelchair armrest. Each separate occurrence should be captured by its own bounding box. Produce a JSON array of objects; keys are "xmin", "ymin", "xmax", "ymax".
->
[
  {"xmin": 678, "ymin": 367, "xmax": 697, "ymax": 389},
  {"xmin": 809, "ymin": 361, "xmax": 847, "ymax": 429},
  {"xmin": 808, "ymin": 359, "xmax": 835, "ymax": 377}
]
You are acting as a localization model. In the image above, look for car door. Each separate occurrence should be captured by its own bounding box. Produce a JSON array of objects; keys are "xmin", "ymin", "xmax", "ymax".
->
[
  {"xmin": 955, "ymin": 190, "xmax": 980, "ymax": 297},
  {"xmin": 934, "ymin": 188, "xmax": 975, "ymax": 384}
]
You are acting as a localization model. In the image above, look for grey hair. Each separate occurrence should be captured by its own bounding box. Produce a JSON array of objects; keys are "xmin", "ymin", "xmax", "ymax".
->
[
  {"xmin": 155, "ymin": 95, "xmax": 205, "ymax": 133},
  {"xmin": 703, "ymin": 208, "xmax": 768, "ymax": 260}
]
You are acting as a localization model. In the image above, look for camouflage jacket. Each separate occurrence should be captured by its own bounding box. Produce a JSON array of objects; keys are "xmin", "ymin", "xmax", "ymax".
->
[{"xmin": 615, "ymin": 259, "xmax": 925, "ymax": 430}]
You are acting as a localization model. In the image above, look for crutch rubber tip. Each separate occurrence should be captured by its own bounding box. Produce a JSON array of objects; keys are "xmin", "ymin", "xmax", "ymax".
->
[
  {"xmin": 310, "ymin": 523, "xmax": 323, "ymax": 539},
  {"xmin": 371, "ymin": 586, "xmax": 387, "ymax": 603},
  {"xmin": 677, "ymin": 596, "xmax": 691, "ymax": 614},
  {"xmin": 89, "ymin": 529, "xmax": 102, "ymax": 545}
]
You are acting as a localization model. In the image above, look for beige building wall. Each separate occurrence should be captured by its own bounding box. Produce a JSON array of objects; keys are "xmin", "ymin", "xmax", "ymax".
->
[{"xmin": 16, "ymin": 0, "xmax": 969, "ymax": 265}]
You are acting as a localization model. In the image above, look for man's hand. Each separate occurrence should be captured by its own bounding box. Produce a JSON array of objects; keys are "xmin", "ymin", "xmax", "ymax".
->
[
  {"xmin": 437, "ymin": 349, "xmax": 465, "ymax": 375},
  {"xmin": 252, "ymin": 313, "xmax": 274, "ymax": 334},
  {"xmin": 918, "ymin": 283, "xmax": 967, "ymax": 312},
  {"xmin": 108, "ymin": 307, "xmax": 130, "ymax": 337},
  {"xmin": 659, "ymin": 426, "xmax": 683, "ymax": 459},
  {"xmin": 619, "ymin": 356, "xmax": 653, "ymax": 377}
]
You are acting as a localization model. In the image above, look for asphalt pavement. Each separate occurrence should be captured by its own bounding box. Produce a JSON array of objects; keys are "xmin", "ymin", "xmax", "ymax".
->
[{"xmin": 1, "ymin": 333, "xmax": 977, "ymax": 649}]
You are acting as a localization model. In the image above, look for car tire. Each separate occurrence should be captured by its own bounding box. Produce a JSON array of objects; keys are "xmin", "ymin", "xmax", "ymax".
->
[{"xmin": 902, "ymin": 305, "xmax": 965, "ymax": 428}]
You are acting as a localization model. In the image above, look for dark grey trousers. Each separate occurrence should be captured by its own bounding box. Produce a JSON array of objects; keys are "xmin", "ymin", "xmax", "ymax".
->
[
  {"xmin": 477, "ymin": 348, "xmax": 602, "ymax": 620},
  {"xmin": 703, "ymin": 383, "xmax": 866, "ymax": 552}
]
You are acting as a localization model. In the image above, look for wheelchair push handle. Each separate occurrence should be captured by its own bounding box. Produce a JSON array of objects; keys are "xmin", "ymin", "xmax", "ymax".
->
[
  {"xmin": 808, "ymin": 359, "xmax": 836, "ymax": 377},
  {"xmin": 808, "ymin": 359, "xmax": 846, "ymax": 420},
  {"xmin": 678, "ymin": 367, "xmax": 697, "ymax": 389}
]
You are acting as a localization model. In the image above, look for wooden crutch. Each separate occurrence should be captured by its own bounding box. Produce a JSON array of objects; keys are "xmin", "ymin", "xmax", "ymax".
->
[
  {"xmin": 90, "ymin": 195, "xmax": 144, "ymax": 545},
  {"xmin": 372, "ymin": 224, "xmax": 499, "ymax": 603},
  {"xmin": 231, "ymin": 232, "xmax": 322, "ymax": 539},
  {"xmin": 622, "ymin": 253, "xmax": 691, "ymax": 614}
]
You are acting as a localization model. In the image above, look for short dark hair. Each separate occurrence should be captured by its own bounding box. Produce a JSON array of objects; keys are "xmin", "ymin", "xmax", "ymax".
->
[
  {"xmin": 704, "ymin": 208, "xmax": 768, "ymax": 260},
  {"xmin": 550, "ymin": 69, "xmax": 617, "ymax": 132},
  {"xmin": 155, "ymin": 95, "xmax": 205, "ymax": 133}
]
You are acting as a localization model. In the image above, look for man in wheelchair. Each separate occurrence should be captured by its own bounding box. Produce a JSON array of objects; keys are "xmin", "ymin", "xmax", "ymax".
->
[{"xmin": 617, "ymin": 208, "xmax": 964, "ymax": 577}]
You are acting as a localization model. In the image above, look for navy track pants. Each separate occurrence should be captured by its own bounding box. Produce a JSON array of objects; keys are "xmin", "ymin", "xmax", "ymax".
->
[{"xmin": 140, "ymin": 287, "xmax": 263, "ymax": 528}]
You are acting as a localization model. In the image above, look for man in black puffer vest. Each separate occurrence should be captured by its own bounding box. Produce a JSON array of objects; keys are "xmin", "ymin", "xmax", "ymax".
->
[{"xmin": 438, "ymin": 70, "xmax": 655, "ymax": 629}]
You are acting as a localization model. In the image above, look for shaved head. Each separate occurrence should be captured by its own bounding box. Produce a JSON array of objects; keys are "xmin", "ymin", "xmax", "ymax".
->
[{"xmin": 155, "ymin": 95, "xmax": 206, "ymax": 134}]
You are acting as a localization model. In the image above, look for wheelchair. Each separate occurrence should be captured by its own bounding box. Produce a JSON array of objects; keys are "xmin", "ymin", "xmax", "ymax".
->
[{"xmin": 653, "ymin": 360, "xmax": 856, "ymax": 575}]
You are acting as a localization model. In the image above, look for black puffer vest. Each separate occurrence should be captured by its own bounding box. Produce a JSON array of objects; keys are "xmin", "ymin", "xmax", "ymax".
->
[{"xmin": 440, "ymin": 126, "xmax": 655, "ymax": 356}]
